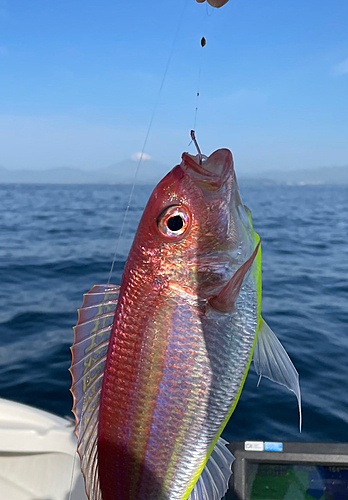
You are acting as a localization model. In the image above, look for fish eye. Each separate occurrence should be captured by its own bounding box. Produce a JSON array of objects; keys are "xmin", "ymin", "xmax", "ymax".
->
[
  {"xmin": 167, "ymin": 215, "xmax": 183, "ymax": 231},
  {"xmin": 157, "ymin": 206, "xmax": 191, "ymax": 240}
]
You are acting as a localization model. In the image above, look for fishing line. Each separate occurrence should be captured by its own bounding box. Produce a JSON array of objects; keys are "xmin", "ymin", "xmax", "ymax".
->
[
  {"xmin": 192, "ymin": 41, "xmax": 204, "ymax": 134},
  {"xmin": 191, "ymin": 0, "xmax": 241, "ymax": 143},
  {"xmin": 69, "ymin": 6, "xmax": 190, "ymax": 496},
  {"xmin": 107, "ymin": 0, "xmax": 190, "ymax": 284},
  {"xmin": 192, "ymin": 5, "xmax": 212, "ymax": 139},
  {"xmin": 68, "ymin": 393, "xmax": 90, "ymax": 500},
  {"xmin": 67, "ymin": 449, "xmax": 77, "ymax": 500}
]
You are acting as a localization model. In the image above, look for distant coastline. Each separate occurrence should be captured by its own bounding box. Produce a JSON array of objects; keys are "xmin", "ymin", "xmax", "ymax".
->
[
  {"xmin": 0, "ymin": 161, "xmax": 347, "ymax": 186},
  {"xmin": 239, "ymin": 165, "xmax": 348, "ymax": 186}
]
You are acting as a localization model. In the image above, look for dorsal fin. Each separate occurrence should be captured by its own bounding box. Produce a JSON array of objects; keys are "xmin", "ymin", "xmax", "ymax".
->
[
  {"xmin": 188, "ymin": 438, "xmax": 234, "ymax": 500},
  {"xmin": 70, "ymin": 283, "xmax": 119, "ymax": 500}
]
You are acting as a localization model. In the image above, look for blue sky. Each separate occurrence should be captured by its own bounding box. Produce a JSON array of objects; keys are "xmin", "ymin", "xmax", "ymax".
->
[{"xmin": 0, "ymin": 0, "xmax": 347, "ymax": 174}]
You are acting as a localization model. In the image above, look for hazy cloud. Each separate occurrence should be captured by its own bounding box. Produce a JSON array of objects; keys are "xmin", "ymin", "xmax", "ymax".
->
[
  {"xmin": 332, "ymin": 59, "xmax": 348, "ymax": 76},
  {"xmin": 131, "ymin": 152, "xmax": 152, "ymax": 161},
  {"xmin": 0, "ymin": 114, "xmax": 150, "ymax": 171},
  {"xmin": 0, "ymin": 112, "xmax": 347, "ymax": 176}
]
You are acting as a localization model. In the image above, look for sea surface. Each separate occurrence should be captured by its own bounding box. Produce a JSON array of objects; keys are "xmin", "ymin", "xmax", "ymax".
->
[{"xmin": 0, "ymin": 182, "xmax": 347, "ymax": 444}]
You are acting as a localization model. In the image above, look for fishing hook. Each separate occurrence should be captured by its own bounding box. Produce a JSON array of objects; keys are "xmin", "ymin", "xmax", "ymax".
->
[{"xmin": 190, "ymin": 130, "xmax": 203, "ymax": 165}]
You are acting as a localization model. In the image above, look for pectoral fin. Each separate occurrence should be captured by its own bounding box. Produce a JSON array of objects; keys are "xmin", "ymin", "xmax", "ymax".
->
[
  {"xmin": 253, "ymin": 318, "xmax": 302, "ymax": 431},
  {"xmin": 188, "ymin": 438, "xmax": 234, "ymax": 500},
  {"xmin": 209, "ymin": 241, "xmax": 260, "ymax": 313}
]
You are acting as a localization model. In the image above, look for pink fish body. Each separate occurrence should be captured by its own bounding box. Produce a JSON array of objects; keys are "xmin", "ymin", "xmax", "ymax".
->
[{"xmin": 71, "ymin": 147, "xmax": 300, "ymax": 500}]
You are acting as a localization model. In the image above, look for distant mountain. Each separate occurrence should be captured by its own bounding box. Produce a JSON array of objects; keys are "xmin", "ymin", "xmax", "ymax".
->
[
  {"xmin": 0, "ymin": 166, "xmax": 95, "ymax": 184},
  {"xmin": 240, "ymin": 166, "xmax": 348, "ymax": 186},
  {"xmin": 0, "ymin": 159, "xmax": 170, "ymax": 185},
  {"xmin": 0, "ymin": 162, "xmax": 346, "ymax": 185},
  {"xmin": 100, "ymin": 159, "xmax": 170, "ymax": 184}
]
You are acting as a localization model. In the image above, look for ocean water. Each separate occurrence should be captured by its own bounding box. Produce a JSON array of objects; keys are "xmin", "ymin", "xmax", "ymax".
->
[{"xmin": 0, "ymin": 182, "xmax": 347, "ymax": 444}]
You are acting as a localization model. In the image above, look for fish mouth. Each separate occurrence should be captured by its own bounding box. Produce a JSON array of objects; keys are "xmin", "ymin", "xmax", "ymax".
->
[{"xmin": 181, "ymin": 148, "xmax": 233, "ymax": 191}]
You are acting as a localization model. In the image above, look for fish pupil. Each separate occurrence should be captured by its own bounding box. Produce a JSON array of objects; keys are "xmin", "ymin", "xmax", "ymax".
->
[{"xmin": 167, "ymin": 215, "xmax": 183, "ymax": 231}]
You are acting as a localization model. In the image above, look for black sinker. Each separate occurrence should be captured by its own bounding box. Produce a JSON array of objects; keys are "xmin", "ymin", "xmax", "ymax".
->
[{"xmin": 167, "ymin": 215, "xmax": 183, "ymax": 232}]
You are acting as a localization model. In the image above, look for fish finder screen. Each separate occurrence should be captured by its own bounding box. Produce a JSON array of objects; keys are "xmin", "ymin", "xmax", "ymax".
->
[{"xmin": 247, "ymin": 462, "xmax": 348, "ymax": 500}]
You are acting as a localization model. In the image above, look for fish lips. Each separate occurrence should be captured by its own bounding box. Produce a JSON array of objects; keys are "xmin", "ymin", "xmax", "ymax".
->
[{"xmin": 181, "ymin": 148, "xmax": 233, "ymax": 191}]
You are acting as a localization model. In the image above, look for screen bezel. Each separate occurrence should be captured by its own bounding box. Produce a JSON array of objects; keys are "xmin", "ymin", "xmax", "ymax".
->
[{"xmin": 226, "ymin": 442, "xmax": 348, "ymax": 500}]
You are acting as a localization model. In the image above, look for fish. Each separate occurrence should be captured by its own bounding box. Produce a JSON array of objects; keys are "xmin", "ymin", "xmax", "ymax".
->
[{"xmin": 70, "ymin": 142, "xmax": 301, "ymax": 500}]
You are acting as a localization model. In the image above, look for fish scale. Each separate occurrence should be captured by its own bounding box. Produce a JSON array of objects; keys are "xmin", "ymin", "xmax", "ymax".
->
[
  {"xmin": 99, "ymin": 272, "xmax": 175, "ymax": 499},
  {"xmin": 70, "ymin": 147, "xmax": 301, "ymax": 500},
  {"xmin": 150, "ymin": 299, "xmax": 212, "ymax": 499},
  {"xmin": 203, "ymin": 285, "xmax": 259, "ymax": 444}
]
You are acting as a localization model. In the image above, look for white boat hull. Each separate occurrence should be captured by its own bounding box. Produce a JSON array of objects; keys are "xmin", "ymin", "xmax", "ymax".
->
[{"xmin": 0, "ymin": 398, "xmax": 87, "ymax": 500}]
